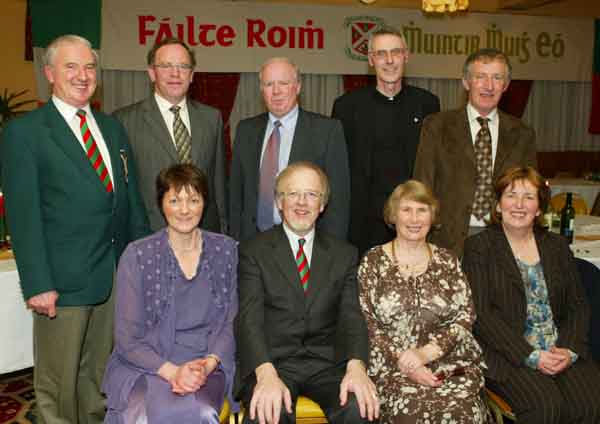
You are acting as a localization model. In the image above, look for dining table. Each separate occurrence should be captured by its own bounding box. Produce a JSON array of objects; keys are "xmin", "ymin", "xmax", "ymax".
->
[
  {"xmin": 0, "ymin": 249, "xmax": 34, "ymax": 374},
  {"xmin": 549, "ymin": 178, "xmax": 600, "ymax": 211}
]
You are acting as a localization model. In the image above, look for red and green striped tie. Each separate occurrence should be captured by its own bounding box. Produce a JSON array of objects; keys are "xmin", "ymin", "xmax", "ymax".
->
[
  {"xmin": 296, "ymin": 238, "xmax": 310, "ymax": 293},
  {"xmin": 76, "ymin": 109, "xmax": 113, "ymax": 193}
]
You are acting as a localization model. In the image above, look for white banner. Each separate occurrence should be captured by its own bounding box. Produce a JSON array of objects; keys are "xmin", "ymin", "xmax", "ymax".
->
[{"xmin": 101, "ymin": 0, "xmax": 593, "ymax": 81}]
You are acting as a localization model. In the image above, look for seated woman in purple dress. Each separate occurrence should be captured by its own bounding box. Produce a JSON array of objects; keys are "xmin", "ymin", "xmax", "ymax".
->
[{"xmin": 102, "ymin": 164, "xmax": 237, "ymax": 424}]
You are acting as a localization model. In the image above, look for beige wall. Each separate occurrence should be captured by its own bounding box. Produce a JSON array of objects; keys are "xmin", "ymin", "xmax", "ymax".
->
[
  {"xmin": 0, "ymin": 0, "xmax": 37, "ymax": 106},
  {"xmin": 0, "ymin": 0, "xmax": 594, "ymax": 105}
]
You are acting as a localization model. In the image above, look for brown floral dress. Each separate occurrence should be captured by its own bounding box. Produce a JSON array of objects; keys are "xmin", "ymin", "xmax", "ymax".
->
[{"xmin": 358, "ymin": 245, "xmax": 489, "ymax": 424}]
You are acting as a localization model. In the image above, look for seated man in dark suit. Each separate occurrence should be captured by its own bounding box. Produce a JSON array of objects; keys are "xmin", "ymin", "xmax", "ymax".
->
[{"xmin": 236, "ymin": 161, "xmax": 379, "ymax": 424}]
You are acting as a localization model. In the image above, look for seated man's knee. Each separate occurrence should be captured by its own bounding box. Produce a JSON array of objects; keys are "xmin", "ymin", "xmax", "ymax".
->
[
  {"xmin": 326, "ymin": 393, "xmax": 371, "ymax": 424},
  {"xmin": 519, "ymin": 396, "xmax": 566, "ymax": 424}
]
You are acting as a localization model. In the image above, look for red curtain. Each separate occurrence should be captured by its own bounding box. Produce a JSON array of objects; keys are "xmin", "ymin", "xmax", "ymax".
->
[
  {"xmin": 498, "ymin": 79, "xmax": 533, "ymax": 119},
  {"xmin": 342, "ymin": 75, "xmax": 375, "ymax": 93},
  {"xmin": 189, "ymin": 73, "xmax": 241, "ymax": 169}
]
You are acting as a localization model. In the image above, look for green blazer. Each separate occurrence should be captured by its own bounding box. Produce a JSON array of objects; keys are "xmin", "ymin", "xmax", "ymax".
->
[{"xmin": 1, "ymin": 100, "xmax": 150, "ymax": 306}]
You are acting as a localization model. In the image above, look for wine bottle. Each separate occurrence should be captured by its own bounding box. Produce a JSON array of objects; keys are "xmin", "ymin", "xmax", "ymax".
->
[{"xmin": 559, "ymin": 192, "xmax": 575, "ymax": 244}]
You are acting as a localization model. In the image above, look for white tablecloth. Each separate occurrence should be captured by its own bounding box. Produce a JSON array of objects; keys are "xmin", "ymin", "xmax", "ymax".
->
[
  {"xmin": 570, "ymin": 215, "xmax": 600, "ymax": 268},
  {"xmin": 0, "ymin": 258, "xmax": 34, "ymax": 374},
  {"xmin": 549, "ymin": 178, "xmax": 600, "ymax": 210}
]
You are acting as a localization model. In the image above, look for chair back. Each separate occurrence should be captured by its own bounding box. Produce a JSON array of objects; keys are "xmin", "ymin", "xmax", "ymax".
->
[
  {"xmin": 575, "ymin": 257, "xmax": 600, "ymax": 363},
  {"xmin": 550, "ymin": 192, "xmax": 588, "ymax": 215}
]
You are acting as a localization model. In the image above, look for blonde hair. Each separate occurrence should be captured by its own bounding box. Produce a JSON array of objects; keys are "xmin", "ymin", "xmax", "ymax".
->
[{"xmin": 383, "ymin": 180, "xmax": 439, "ymax": 228}]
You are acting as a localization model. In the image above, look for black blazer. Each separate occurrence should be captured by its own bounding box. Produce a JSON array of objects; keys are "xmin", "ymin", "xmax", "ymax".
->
[
  {"xmin": 462, "ymin": 225, "xmax": 590, "ymax": 382},
  {"xmin": 229, "ymin": 109, "xmax": 350, "ymax": 241},
  {"xmin": 235, "ymin": 226, "xmax": 368, "ymax": 389},
  {"xmin": 332, "ymin": 85, "xmax": 439, "ymax": 253}
]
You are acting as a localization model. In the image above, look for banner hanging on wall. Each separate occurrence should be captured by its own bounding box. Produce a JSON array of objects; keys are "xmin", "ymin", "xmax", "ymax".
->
[{"xmin": 101, "ymin": 0, "xmax": 593, "ymax": 81}]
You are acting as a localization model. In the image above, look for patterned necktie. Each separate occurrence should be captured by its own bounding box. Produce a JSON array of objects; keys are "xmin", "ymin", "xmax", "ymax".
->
[
  {"xmin": 296, "ymin": 238, "xmax": 310, "ymax": 293},
  {"xmin": 170, "ymin": 105, "xmax": 192, "ymax": 164},
  {"xmin": 472, "ymin": 116, "xmax": 493, "ymax": 219},
  {"xmin": 257, "ymin": 121, "xmax": 282, "ymax": 231},
  {"xmin": 76, "ymin": 110, "xmax": 113, "ymax": 193}
]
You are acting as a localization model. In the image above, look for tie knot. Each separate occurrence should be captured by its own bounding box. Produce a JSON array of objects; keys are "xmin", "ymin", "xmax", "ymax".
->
[
  {"xmin": 274, "ymin": 120, "xmax": 282, "ymax": 128},
  {"xmin": 477, "ymin": 116, "xmax": 490, "ymax": 128},
  {"xmin": 170, "ymin": 105, "xmax": 181, "ymax": 115},
  {"xmin": 76, "ymin": 109, "xmax": 86, "ymax": 118},
  {"xmin": 298, "ymin": 238, "xmax": 306, "ymax": 248}
]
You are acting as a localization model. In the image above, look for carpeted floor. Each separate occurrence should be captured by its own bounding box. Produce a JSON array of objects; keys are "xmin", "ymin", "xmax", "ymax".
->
[{"xmin": 0, "ymin": 369, "xmax": 36, "ymax": 424}]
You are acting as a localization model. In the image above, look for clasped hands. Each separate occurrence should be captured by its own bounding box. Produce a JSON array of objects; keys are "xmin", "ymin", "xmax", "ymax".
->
[
  {"xmin": 537, "ymin": 347, "xmax": 572, "ymax": 376},
  {"xmin": 159, "ymin": 356, "xmax": 219, "ymax": 395},
  {"xmin": 397, "ymin": 346, "xmax": 443, "ymax": 388},
  {"xmin": 248, "ymin": 360, "xmax": 379, "ymax": 424}
]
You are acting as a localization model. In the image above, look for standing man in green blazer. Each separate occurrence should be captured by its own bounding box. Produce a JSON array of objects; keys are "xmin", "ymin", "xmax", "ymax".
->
[{"xmin": 1, "ymin": 35, "xmax": 149, "ymax": 424}]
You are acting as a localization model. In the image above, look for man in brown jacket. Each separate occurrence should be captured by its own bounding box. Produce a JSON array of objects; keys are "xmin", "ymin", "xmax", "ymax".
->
[{"xmin": 414, "ymin": 48, "xmax": 536, "ymax": 256}]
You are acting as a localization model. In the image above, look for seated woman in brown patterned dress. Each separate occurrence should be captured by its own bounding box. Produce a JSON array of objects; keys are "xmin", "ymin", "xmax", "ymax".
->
[{"xmin": 358, "ymin": 180, "xmax": 489, "ymax": 424}]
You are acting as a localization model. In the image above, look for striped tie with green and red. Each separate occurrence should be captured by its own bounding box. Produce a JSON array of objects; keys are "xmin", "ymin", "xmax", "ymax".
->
[
  {"xmin": 296, "ymin": 238, "xmax": 310, "ymax": 293},
  {"xmin": 76, "ymin": 109, "xmax": 113, "ymax": 193}
]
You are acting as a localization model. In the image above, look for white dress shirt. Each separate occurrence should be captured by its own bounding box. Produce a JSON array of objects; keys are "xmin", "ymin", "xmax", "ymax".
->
[
  {"xmin": 283, "ymin": 223, "xmax": 315, "ymax": 267},
  {"xmin": 467, "ymin": 103, "xmax": 499, "ymax": 227},
  {"xmin": 154, "ymin": 93, "xmax": 192, "ymax": 147},
  {"xmin": 260, "ymin": 105, "xmax": 299, "ymax": 225},
  {"xmin": 52, "ymin": 95, "xmax": 114, "ymax": 185}
]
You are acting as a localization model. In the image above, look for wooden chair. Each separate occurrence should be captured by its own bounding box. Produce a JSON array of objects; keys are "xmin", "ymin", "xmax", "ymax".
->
[
  {"xmin": 591, "ymin": 193, "xmax": 600, "ymax": 217},
  {"xmin": 550, "ymin": 192, "xmax": 589, "ymax": 215},
  {"xmin": 484, "ymin": 388, "xmax": 516, "ymax": 423},
  {"xmin": 220, "ymin": 399, "xmax": 231, "ymax": 423},
  {"xmin": 236, "ymin": 396, "xmax": 327, "ymax": 424},
  {"xmin": 296, "ymin": 396, "xmax": 328, "ymax": 424}
]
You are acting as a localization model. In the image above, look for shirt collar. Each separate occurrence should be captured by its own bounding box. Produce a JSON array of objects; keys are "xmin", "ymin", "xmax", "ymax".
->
[
  {"xmin": 467, "ymin": 102, "xmax": 499, "ymax": 126},
  {"xmin": 282, "ymin": 222, "xmax": 315, "ymax": 248},
  {"xmin": 52, "ymin": 95, "xmax": 91, "ymax": 122},
  {"xmin": 154, "ymin": 92, "xmax": 187, "ymax": 114},
  {"xmin": 268, "ymin": 105, "xmax": 299, "ymax": 128}
]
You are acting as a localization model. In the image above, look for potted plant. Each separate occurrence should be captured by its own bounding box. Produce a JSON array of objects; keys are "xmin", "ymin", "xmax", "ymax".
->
[{"xmin": 0, "ymin": 88, "xmax": 36, "ymax": 128}]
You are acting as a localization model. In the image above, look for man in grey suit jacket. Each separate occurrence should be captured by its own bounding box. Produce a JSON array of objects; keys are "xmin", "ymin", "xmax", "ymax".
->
[
  {"xmin": 414, "ymin": 48, "xmax": 536, "ymax": 256},
  {"xmin": 236, "ymin": 162, "xmax": 378, "ymax": 424},
  {"xmin": 229, "ymin": 57, "xmax": 350, "ymax": 241},
  {"xmin": 115, "ymin": 37, "xmax": 226, "ymax": 233}
]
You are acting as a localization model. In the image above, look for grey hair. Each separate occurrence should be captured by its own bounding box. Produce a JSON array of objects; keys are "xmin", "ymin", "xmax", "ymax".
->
[
  {"xmin": 44, "ymin": 34, "xmax": 99, "ymax": 67},
  {"xmin": 258, "ymin": 57, "xmax": 301, "ymax": 85},
  {"xmin": 462, "ymin": 48, "xmax": 512, "ymax": 81},
  {"xmin": 367, "ymin": 26, "xmax": 407, "ymax": 53}
]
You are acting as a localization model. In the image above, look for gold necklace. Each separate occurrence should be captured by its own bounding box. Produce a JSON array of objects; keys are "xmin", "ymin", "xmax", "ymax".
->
[{"xmin": 391, "ymin": 240, "xmax": 431, "ymax": 273}]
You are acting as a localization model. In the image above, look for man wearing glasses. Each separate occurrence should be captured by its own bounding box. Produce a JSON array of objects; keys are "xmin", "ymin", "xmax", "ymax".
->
[
  {"xmin": 332, "ymin": 27, "xmax": 440, "ymax": 255},
  {"xmin": 414, "ymin": 48, "xmax": 537, "ymax": 256},
  {"xmin": 236, "ymin": 161, "xmax": 379, "ymax": 424},
  {"xmin": 115, "ymin": 37, "xmax": 227, "ymax": 234},
  {"xmin": 229, "ymin": 57, "xmax": 350, "ymax": 242}
]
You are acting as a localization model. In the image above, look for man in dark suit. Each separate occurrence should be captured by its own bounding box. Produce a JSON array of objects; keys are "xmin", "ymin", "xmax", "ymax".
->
[
  {"xmin": 414, "ymin": 48, "xmax": 537, "ymax": 256},
  {"xmin": 229, "ymin": 57, "xmax": 350, "ymax": 241},
  {"xmin": 236, "ymin": 161, "xmax": 378, "ymax": 424},
  {"xmin": 1, "ymin": 35, "xmax": 149, "ymax": 424},
  {"xmin": 115, "ymin": 37, "xmax": 226, "ymax": 233},
  {"xmin": 332, "ymin": 27, "xmax": 440, "ymax": 254}
]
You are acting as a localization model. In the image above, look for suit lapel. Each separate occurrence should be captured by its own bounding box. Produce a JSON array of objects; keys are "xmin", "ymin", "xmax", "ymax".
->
[
  {"xmin": 249, "ymin": 114, "xmax": 269, "ymax": 191},
  {"xmin": 536, "ymin": 230, "xmax": 558, "ymax": 305},
  {"xmin": 143, "ymin": 97, "xmax": 179, "ymax": 161},
  {"xmin": 44, "ymin": 102, "xmax": 107, "ymax": 191},
  {"xmin": 447, "ymin": 109, "xmax": 475, "ymax": 168},
  {"xmin": 304, "ymin": 232, "xmax": 331, "ymax": 310},
  {"xmin": 289, "ymin": 109, "xmax": 310, "ymax": 161},
  {"xmin": 188, "ymin": 99, "xmax": 207, "ymax": 165},
  {"xmin": 94, "ymin": 111, "xmax": 121, "ymax": 200},
  {"xmin": 494, "ymin": 111, "xmax": 517, "ymax": 176},
  {"xmin": 492, "ymin": 227, "xmax": 526, "ymax": 295},
  {"xmin": 270, "ymin": 227, "xmax": 306, "ymax": 297}
]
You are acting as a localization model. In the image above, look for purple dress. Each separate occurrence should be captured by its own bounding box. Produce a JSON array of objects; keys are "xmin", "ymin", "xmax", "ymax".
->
[{"xmin": 102, "ymin": 229, "xmax": 238, "ymax": 424}]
